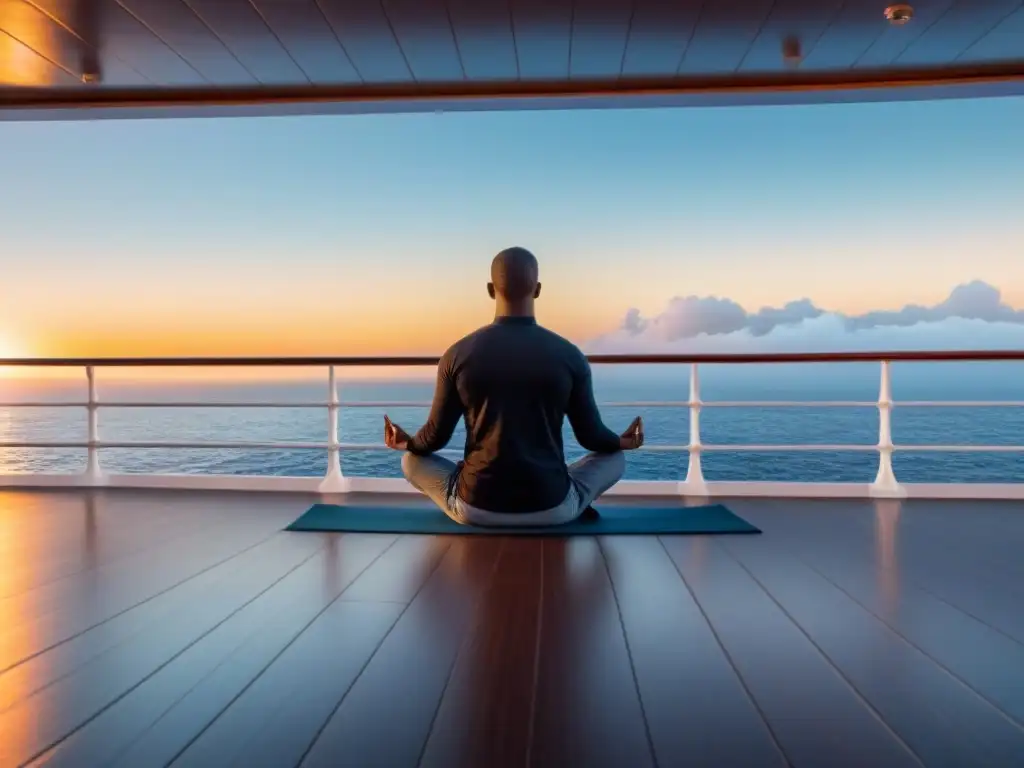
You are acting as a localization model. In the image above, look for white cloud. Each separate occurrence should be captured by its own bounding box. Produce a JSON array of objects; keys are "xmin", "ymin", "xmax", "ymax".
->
[{"xmin": 586, "ymin": 281, "xmax": 1024, "ymax": 353}]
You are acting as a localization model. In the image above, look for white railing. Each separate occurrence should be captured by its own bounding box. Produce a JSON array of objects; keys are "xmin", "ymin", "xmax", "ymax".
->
[{"xmin": 2, "ymin": 352, "xmax": 1024, "ymax": 500}]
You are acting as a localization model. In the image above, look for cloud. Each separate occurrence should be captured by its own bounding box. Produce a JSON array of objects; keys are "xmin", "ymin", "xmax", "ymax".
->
[
  {"xmin": 587, "ymin": 281, "xmax": 1024, "ymax": 353},
  {"xmin": 844, "ymin": 281, "xmax": 1024, "ymax": 331}
]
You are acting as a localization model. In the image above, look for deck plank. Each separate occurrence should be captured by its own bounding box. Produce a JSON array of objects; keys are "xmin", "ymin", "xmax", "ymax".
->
[
  {"xmin": 897, "ymin": 502, "xmax": 1024, "ymax": 577},
  {"xmin": 1, "ymin": 512, "xmax": 260, "ymax": 623},
  {"xmin": 419, "ymin": 539, "xmax": 544, "ymax": 768},
  {"xmin": 721, "ymin": 535, "xmax": 1024, "ymax": 768},
  {"xmin": 0, "ymin": 492, "xmax": 110, "ymax": 559},
  {"xmin": 0, "ymin": 529, "xmax": 315, "ymax": 712},
  {"xmin": 528, "ymin": 537, "xmax": 655, "ymax": 768},
  {"xmin": 864, "ymin": 504, "xmax": 1024, "ymax": 602},
  {"xmin": 0, "ymin": 513, "xmax": 292, "ymax": 670},
  {"xmin": 877, "ymin": 505, "xmax": 1024, "ymax": 643},
  {"xmin": 1, "ymin": 490, "xmax": 1023, "ymax": 767},
  {"xmin": 600, "ymin": 536, "xmax": 788, "ymax": 767},
  {"xmin": 169, "ymin": 601, "xmax": 403, "ymax": 768},
  {"xmin": 736, "ymin": 500, "xmax": 1024, "ymax": 649},
  {"xmin": 28, "ymin": 533, "xmax": 398, "ymax": 768},
  {"xmin": 300, "ymin": 537, "xmax": 506, "ymax": 768},
  {"xmin": 101, "ymin": 534, "xmax": 449, "ymax": 768},
  {"xmin": 0, "ymin": 532, "xmax": 324, "ymax": 767},
  {"xmin": 0, "ymin": 496, "xmax": 214, "ymax": 599},
  {"xmin": 732, "ymin": 501, "xmax": 1024, "ymax": 725},
  {"xmin": 661, "ymin": 536, "xmax": 923, "ymax": 768},
  {"xmin": 339, "ymin": 534, "xmax": 453, "ymax": 603}
]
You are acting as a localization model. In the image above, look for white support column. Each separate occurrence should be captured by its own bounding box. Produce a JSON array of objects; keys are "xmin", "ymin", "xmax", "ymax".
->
[
  {"xmin": 679, "ymin": 363, "xmax": 709, "ymax": 497},
  {"xmin": 318, "ymin": 365, "xmax": 351, "ymax": 494},
  {"xmin": 870, "ymin": 360, "xmax": 905, "ymax": 498},
  {"xmin": 83, "ymin": 366, "xmax": 105, "ymax": 486}
]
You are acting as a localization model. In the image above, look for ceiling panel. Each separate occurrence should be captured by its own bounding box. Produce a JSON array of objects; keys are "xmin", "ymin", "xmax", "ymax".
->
[
  {"xmin": 316, "ymin": 0, "xmax": 410, "ymax": 82},
  {"xmin": 896, "ymin": 0, "xmax": 1023, "ymax": 65},
  {"xmin": 12, "ymin": 0, "xmax": 150, "ymax": 86},
  {"xmin": 115, "ymin": 0, "xmax": 254, "ymax": 84},
  {"xmin": 251, "ymin": 0, "xmax": 360, "ymax": 84},
  {"xmin": 679, "ymin": 0, "xmax": 776, "ymax": 73},
  {"xmin": 799, "ymin": 0, "xmax": 883, "ymax": 69},
  {"xmin": 738, "ymin": 0, "xmax": 847, "ymax": 72},
  {"xmin": 620, "ymin": 0, "xmax": 702, "ymax": 76},
  {"xmin": 446, "ymin": 0, "xmax": 517, "ymax": 80},
  {"xmin": 511, "ymin": 0, "xmax": 573, "ymax": 80},
  {"xmin": 569, "ymin": 0, "xmax": 633, "ymax": 78},
  {"xmin": 3, "ymin": 0, "xmax": 1024, "ymax": 117},
  {"xmin": 2, "ymin": 0, "xmax": 159, "ymax": 86},
  {"xmin": 1, "ymin": 0, "xmax": 90, "ymax": 79},
  {"xmin": 179, "ymin": 0, "xmax": 308, "ymax": 84},
  {"xmin": 89, "ymin": 56, "xmax": 147, "ymax": 84},
  {"xmin": 72, "ymin": 0, "xmax": 150, "ymax": 85},
  {"xmin": 958, "ymin": 5, "xmax": 1024, "ymax": 62},
  {"xmin": 855, "ymin": 0, "xmax": 956, "ymax": 67},
  {"xmin": 0, "ymin": 22, "xmax": 78, "ymax": 84},
  {"xmin": 383, "ymin": 0, "xmax": 463, "ymax": 81},
  {"xmin": 91, "ymin": 0, "xmax": 205, "ymax": 85}
]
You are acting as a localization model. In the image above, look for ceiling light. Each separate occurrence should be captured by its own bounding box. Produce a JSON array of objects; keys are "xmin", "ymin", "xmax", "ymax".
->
[{"xmin": 884, "ymin": 4, "xmax": 913, "ymax": 24}]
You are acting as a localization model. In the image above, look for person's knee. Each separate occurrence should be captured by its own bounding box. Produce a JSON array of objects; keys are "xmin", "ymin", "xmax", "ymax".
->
[
  {"xmin": 583, "ymin": 450, "xmax": 626, "ymax": 486},
  {"xmin": 400, "ymin": 451, "xmax": 419, "ymax": 481},
  {"xmin": 607, "ymin": 450, "xmax": 627, "ymax": 481}
]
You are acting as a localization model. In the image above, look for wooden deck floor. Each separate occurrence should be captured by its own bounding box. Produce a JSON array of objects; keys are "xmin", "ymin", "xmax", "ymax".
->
[{"xmin": 1, "ymin": 489, "xmax": 1023, "ymax": 768}]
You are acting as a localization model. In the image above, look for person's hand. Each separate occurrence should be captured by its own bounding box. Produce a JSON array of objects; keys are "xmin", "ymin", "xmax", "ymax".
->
[
  {"xmin": 384, "ymin": 415, "xmax": 412, "ymax": 450},
  {"xmin": 619, "ymin": 416, "xmax": 644, "ymax": 450}
]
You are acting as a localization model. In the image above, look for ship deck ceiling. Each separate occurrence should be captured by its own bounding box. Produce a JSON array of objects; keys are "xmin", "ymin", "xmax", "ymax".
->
[
  {"xmin": 1, "ymin": 488, "xmax": 1024, "ymax": 767},
  {"xmin": 2, "ymin": 0, "xmax": 1024, "ymax": 120}
]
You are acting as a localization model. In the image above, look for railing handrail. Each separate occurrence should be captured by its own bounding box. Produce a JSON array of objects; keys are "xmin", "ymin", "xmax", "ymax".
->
[
  {"xmin": 2, "ymin": 350, "xmax": 1024, "ymax": 367},
  {"xmin": 3, "ymin": 353, "xmax": 1024, "ymax": 499}
]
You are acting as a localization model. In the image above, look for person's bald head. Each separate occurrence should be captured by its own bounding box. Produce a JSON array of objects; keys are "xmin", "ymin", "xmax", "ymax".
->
[{"xmin": 488, "ymin": 247, "xmax": 541, "ymax": 304}]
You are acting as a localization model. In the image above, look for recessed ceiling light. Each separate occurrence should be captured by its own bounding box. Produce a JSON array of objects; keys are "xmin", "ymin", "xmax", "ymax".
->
[{"xmin": 884, "ymin": 4, "xmax": 913, "ymax": 24}]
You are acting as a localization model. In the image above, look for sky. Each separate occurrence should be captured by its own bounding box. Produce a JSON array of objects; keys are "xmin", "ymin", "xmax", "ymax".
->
[{"xmin": 1, "ymin": 94, "xmax": 1023, "ymax": 367}]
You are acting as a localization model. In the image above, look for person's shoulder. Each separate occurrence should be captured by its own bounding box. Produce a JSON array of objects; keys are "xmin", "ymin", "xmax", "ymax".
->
[
  {"xmin": 534, "ymin": 325, "xmax": 589, "ymax": 365},
  {"xmin": 442, "ymin": 325, "xmax": 491, "ymax": 360}
]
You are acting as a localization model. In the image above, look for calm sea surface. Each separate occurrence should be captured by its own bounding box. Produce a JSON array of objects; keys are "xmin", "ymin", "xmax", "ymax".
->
[{"xmin": 3, "ymin": 362, "xmax": 1024, "ymax": 483}]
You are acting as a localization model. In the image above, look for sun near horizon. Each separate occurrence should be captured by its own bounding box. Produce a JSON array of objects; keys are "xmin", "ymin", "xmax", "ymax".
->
[{"xmin": 0, "ymin": 330, "xmax": 29, "ymax": 368}]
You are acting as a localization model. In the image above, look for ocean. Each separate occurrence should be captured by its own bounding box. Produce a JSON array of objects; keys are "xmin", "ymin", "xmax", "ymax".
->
[{"xmin": 2, "ymin": 361, "xmax": 1024, "ymax": 483}]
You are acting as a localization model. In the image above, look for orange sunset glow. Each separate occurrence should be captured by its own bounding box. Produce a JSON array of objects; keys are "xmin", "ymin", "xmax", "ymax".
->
[{"xmin": 2, "ymin": 98, "xmax": 1023, "ymax": 380}]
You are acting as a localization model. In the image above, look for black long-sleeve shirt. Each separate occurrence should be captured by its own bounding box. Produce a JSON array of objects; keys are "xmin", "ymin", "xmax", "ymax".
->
[{"xmin": 407, "ymin": 316, "xmax": 621, "ymax": 513}]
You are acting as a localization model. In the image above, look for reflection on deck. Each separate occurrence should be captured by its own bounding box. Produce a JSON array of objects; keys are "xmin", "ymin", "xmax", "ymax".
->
[{"xmin": 1, "ymin": 489, "xmax": 1023, "ymax": 767}]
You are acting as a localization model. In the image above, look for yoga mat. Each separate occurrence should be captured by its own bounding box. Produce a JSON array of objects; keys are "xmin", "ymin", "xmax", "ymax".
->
[{"xmin": 286, "ymin": 503, "xmax": 760, "ymax": 536}]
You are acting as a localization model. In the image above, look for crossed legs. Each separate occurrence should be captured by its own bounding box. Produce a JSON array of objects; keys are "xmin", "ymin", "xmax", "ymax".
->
[{"xmin": 401, "ymin": 451, "xmax": 626, "ymax": 526}]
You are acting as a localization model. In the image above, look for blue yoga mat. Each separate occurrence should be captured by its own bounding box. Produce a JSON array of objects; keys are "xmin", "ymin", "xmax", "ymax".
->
[{"xmin": 286, "ymin": 503, "xmax": 760, "ymax": 536}]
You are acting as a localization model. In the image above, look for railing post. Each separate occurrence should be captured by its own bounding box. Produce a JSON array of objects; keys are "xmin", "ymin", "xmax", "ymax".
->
[
  {"xmin": 318, "ymin": 365, "xmax": 351, "ymax": 494},
  {"xmin": 83, "ymin": 366, "xmax": 105, "ymax": 486},
  {"xmin": 870, "ymin": 360, "xmax": 904, "ymax": 498},
  {"xmin": 679, "ymin": 363, "xmax": 709, "ymax": 497}
]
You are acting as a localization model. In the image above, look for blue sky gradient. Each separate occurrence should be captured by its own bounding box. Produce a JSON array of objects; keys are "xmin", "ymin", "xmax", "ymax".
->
[{"xmin": 1, "ymin": 95, "xmax": 1023, "ymax": 357}]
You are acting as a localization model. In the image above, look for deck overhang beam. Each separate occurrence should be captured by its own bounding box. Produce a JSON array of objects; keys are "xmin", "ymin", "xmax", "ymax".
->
[{"xmin": 4, "ymin": 62, "xmax": 1024, "ymax": 121}]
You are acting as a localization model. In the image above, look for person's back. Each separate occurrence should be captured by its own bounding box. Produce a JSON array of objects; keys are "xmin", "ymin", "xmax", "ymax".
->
[
  {"xmin": 384, "ymin": 247, "xmax": 644, "ymax": 526},
  {"xmin": 418, "ymin": 317, "xmax": 620, "ymax": 513}
]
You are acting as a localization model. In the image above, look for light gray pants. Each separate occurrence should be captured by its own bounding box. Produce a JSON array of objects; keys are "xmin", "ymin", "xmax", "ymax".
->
[{"xmin": 401, "ymin": 451, "xmax": 627, "ymax": 527}]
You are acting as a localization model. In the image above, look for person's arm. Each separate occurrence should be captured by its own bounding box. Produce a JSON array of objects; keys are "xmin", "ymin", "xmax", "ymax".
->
[
  {"xmin": 566, "ymin": 359, "xmax": 623, "ymax": 453},
  {"xmin": 406, "ymin": 354, "xmax": 464, "ymax": 455}
]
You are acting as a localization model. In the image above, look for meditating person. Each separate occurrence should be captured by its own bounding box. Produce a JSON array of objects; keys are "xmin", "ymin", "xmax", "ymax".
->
[{"xmin": 383, "ymin": 246, "xmax": 644, "ymax": 526}]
